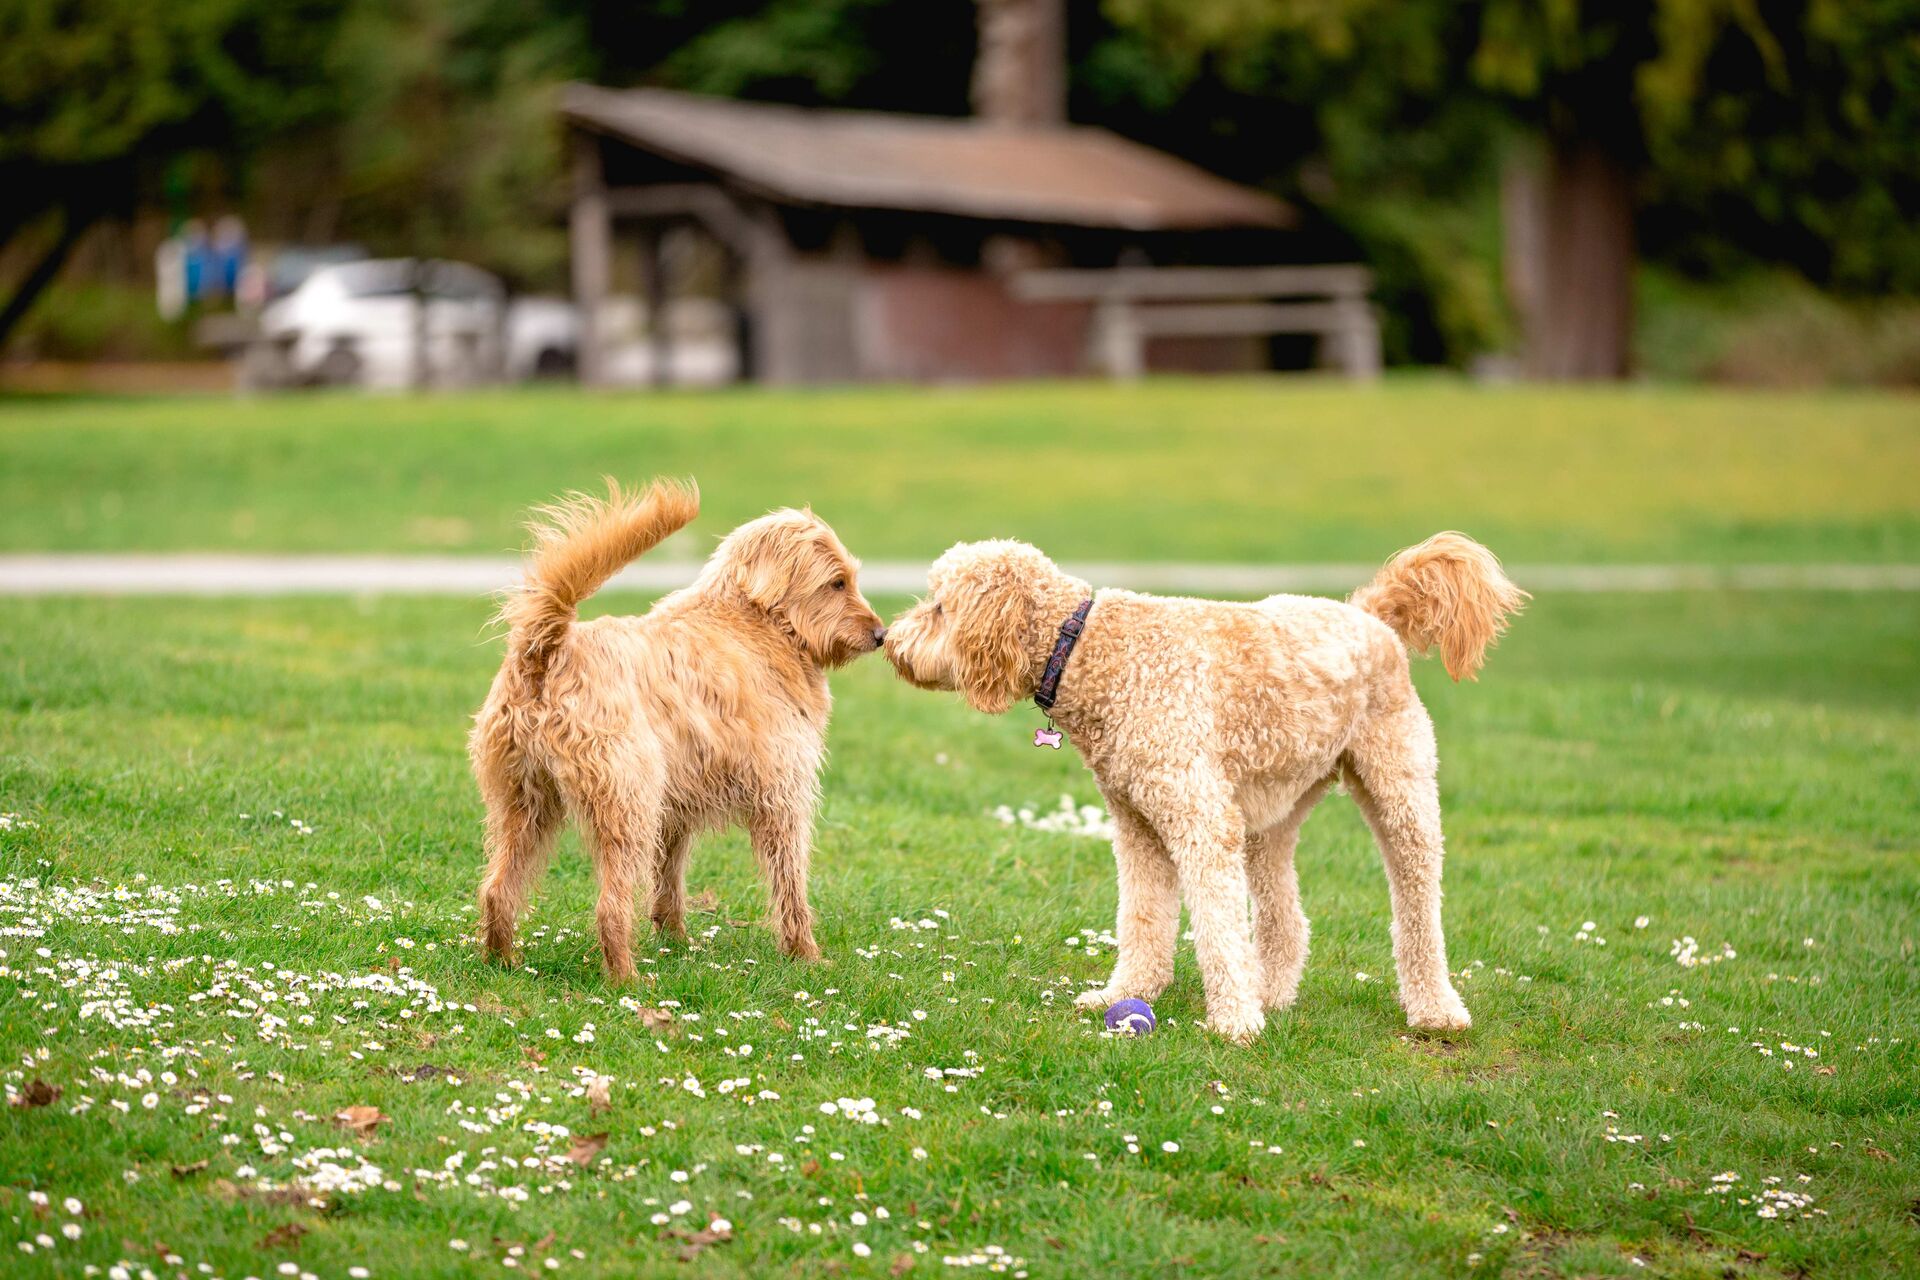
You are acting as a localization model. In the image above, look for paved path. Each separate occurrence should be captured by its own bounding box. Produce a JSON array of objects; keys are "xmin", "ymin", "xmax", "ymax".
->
[{"xmin": 3, "ymin": 554, "xmax": 1917, "ymax": 596}]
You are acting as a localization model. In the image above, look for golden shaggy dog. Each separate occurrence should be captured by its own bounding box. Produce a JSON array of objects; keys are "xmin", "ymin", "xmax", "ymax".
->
[
  {"xmin": 885, "ymin": 533, "xmax": 1526, "ymax": 1042},
  {"xmin": 471, "ymin": 480, "xmax": 885, "ymax": 980}
]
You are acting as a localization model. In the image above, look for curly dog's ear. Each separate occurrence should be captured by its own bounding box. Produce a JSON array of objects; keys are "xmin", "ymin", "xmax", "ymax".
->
[
  {"xmin": 716, "ymin": 511, "xmax": 825, "ymax": 612},
  {"xmin": 945, "ymin": 553, "xmax": 1038, "ymax": 715}
]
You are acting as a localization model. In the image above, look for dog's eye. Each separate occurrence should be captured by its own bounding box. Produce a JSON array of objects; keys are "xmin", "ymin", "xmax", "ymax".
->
[{"xmin": 831, "ymin": 578, "xmax": 846, "ymax": 591}]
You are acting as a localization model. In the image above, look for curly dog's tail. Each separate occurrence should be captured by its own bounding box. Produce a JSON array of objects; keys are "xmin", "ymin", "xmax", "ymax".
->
[
  {"xmin": 497, "ymin": 477, "xmax": 700, "ymax": 677},
  {"xmin": 1350, "ymin": 531, "xmax": 1528, "ymax": 681}
]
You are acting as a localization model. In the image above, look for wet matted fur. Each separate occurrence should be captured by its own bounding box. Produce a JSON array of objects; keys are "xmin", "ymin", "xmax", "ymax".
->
[
  {"xmin": 884, "ymin": 532, "xmax": 1526, "ymax": 1042},
  {"xmin": 471, "ymin": 479, "xmax": 885, "ymax": 980}
]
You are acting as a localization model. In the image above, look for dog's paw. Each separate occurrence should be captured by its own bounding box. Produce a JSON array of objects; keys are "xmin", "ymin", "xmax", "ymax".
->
[
  {"xmin": 602, "ymin": 961, "xmax": 638, "ymax": 986},
  {"xmin": 1261, "ymin": 980, "xmax": 1303, "ymax": 1011},
  {"xmin": 1205, "ymin": 1005, "xmax": 1267, "ymax": 1046},
  {"xmin": 780, "ymin": 937, "xmax": 824, "ymax": 964},
  {"xmin": 1074, "ymin": 987, "xmax": 1120, "ymax": 1011},
  {"xmin": 1405, "ymin": 1000, "xmax": 1472, "ymax": 1032}
]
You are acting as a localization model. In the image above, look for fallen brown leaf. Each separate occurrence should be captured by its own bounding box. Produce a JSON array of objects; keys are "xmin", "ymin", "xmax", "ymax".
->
[
  {"xmin": 687, "ymin": 889, "xmax": 720, "ymax": 914},
  {"xmin": 563, "ymin": 1132, "xmax": 609, "ymax": 1167},
  {"xmin": 170, "ymin": 1160, "xmax": 210, "ymax": 1178},
  {"xmin": 586, "ymin": 1076, "xmax": 613, "ymax": 1112},
  {"xmin": 1815, "ymin": 1065, "xmax": 1837, "ymax": 1076},
  {"xmin": 212, "ymin": 1174, "xmax": 309, "ymax": 1205},
  {"xmin": 333, "ymin": 1105, "xmax": 386, "ymax": 1137},
  {"xmin": 800, "ymin": 1158, "xmax": 821, "ymax": 1177},
  {"xmin": 12, "ymin": 1078, "xmax": 60, "ymax": 1109},
  {"xmin": 889, "ymin": 1254, "xmax": 916, "ymax": 1277},
  {"xmin": 1864, "ymin": 1142, "xmax": 1895, "ymax": 1162},
  {"xmin": 663, "ymin": 1220, "xmax": 733, "ymax": 1261},
  {"xmin": 258, "ymin": 1222, "xmax": 307, "ymax": 1251},
  {"xmin": 523, "ymin": 1046, "xmax": 549, "ymax": 1063}
]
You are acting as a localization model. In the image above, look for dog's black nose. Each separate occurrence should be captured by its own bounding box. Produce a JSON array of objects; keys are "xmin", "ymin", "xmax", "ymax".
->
[{"xmin": 872, "ymin": 626, "xmax": 888, "ymax": 646}]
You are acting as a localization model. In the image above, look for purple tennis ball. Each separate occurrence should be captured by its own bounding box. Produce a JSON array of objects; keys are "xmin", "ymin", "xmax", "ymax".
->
[{"xmin": 1104, "ymin": 998, "xmax": 1156, "ymax": 1036}]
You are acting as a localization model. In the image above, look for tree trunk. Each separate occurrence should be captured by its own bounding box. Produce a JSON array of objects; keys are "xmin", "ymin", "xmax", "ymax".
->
[
  {"xmin": 1505, "ymin": 137, "xmax": 1636, "ymax": 381},
  {"xmin": 971, "ymin": 0, "xmax": 1066, "ymax": 126},
  {"xmin": 0, "ymin": 207, "xmax": 93, "ymax": 350}
]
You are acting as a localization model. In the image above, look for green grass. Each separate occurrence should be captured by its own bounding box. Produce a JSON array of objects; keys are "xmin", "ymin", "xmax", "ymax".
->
[
  {"xmin": 2, "ymin": 379, "xmax": 1918, "ymax": 562},
  {"xmin": 2, "ymin": 589, "xmax": 1917, "ymax": 1279},
  {"xmin": 1, "ymin": 379, "xmax": 1916, "ymax": 1276}
]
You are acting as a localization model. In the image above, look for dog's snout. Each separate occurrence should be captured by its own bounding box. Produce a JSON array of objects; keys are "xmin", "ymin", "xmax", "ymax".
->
[{"xmin": 871, "ymin": 626, "xmax": 888, "ymax": 647}]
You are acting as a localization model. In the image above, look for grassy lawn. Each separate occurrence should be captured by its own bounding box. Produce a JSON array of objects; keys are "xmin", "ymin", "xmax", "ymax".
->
[
  {"xmin": 1, "ymin": 380, "xmax": 1916, "ymax": 1278},
  {"xmin": 2, "ymin": 586, "xmax": 1916, "ymax": 1279},
  {"xmin": 2, "ymin": 379, "xmax": 1917, "ymax": 563}
]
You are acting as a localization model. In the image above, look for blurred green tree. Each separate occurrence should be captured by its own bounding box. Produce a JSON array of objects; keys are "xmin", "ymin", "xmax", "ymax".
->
[
  {"xmin": 0, "ymin": 0, "xmax": 352, "ymax": 342},
  {"xmin": 1099, "ymin": 0, "xmax": 1920, "ymax": 377}
]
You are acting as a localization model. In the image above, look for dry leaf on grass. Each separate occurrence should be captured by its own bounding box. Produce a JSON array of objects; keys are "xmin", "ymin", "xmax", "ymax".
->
[
  {"xmin": 170, "ymin": 1160, "xmax": 210, "ymax": 1178},
  {"xmin": 258, "ymin": 1222, "xmax": 308, "ymax": 1250},
  {"xmin": 889, "ymin": 1254, "xmax": 916, "ymax": 1276},
  {"xmin": 334, "ymin": 1105, "xmax": 386, "ymax": 1137},
  {"xmin": 1815, "ymin": 1065, "xmax": 1837, "ymax": 1076},
  {"xmin": 11, "ymin": 1078, "xmax": 60, "ymax": 1108},
  {"xmin": 635, "ymin": 1006, "xmax": 675, "ymax": 1033},
  {"xmin": 209, "ymin": 1178, "xmax": 310, "ymax": 1207},
  {"xmin": 563, "ymin": 1132, "xmax": 609, "ymax": 1167},
  {"xmin": 664, "ymin": 1220, "xmax": 733, "ymax": 1261},
  {"xmin": 586, "ymin": 1076, "xmax": 613, "ymax": 1113},
  {"xmin": 687, "ymin": 889, "xmax": 720, "ymax": 914}
]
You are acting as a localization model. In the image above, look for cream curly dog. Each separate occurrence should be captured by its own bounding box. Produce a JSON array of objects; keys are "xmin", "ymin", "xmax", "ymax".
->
[
  {"xmin": 884, "ymin": 533, "xmax": 1525, "ymax": 1042},
  {"xmin": 471, "ymin": 479, "xmax": 885, "ymax": 980}
]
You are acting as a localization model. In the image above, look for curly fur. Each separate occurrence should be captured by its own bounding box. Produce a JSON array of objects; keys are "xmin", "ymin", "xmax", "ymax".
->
[
  {"xmin": 495, "ymin": 478, "xmax": 701, "ymax": 679},
  {"xmin": 1348, "ymin": 531, "xmax": 1529, "ymax": 680},
  {"xmin": 472, "ymin": 481, "xmax": 885, "ymax": 981},
  {"xmin": 885, "ymin": 532, "xmax": 1525, "ymax": 1043}
]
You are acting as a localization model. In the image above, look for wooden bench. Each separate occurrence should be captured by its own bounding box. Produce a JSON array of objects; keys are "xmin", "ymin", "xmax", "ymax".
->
[{"xmin": 1012, "ymin": 264, "xmax": 1381, "ymax": 380}]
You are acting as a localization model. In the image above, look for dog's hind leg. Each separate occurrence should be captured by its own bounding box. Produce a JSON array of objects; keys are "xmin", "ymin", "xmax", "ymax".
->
[
  {"xmin": 1075, "ymin": 799, "xmax": 1179, "ymax": 1011},
  {"xmin": 1249, "ymin": 774, "xmax": 1335, "ymax": 1011},
  {"xmin": 558, "ymin": 744, "xmax": 663, "ymax": 984},
  {"xmin": 1342, "ymin": 696, "xmax": 1471, "ymax": 1031},
  {"xmin": 474, "ymin": 738, "xmax": 563, "ymax": 964},
  {"xmin": 649, "ymin": 823, "xmax": 694, "ymax": 941}
]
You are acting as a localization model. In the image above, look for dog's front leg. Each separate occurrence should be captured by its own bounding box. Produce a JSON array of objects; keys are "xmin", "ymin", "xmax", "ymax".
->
[
  {"xmin": 1075, "ymin": 800, "xmax": 1178, "ymax": 1012},
  {"xmin": 1156, "ymin": 783, "xmax": 1265, "ymax": 1044},
  {"xmin": 748, "ymin": 796, "xmax": 823, "ymax": 962}
]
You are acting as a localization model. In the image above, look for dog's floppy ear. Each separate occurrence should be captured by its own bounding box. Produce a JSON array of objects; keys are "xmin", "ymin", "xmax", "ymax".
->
[
  {"xmin": 945, "ymin": 553, "xmax": 1038, "ymax": 715},
  {"xmin": 724, "ymin": 515, "xmax": 814, "ymax": 611}
]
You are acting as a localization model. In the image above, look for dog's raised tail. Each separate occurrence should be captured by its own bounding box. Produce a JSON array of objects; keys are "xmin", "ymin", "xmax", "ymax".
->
[
  {"xmin": 1350, "ymin": 532, "xmax": 1528, "ymax": 681},
  {"xmin": 498, "ymin": 478, "xmax": 699, "ymax": 673}
]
